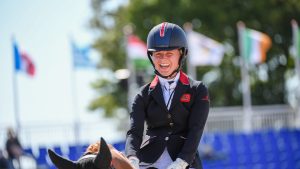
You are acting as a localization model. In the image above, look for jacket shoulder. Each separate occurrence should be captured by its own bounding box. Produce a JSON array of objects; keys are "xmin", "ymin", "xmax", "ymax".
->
[
  {"xmin": 133, "ymin": 83, "xmax": 151, "ymax": 103},
  {"xmin": 188, "ymin": 77, "xmax": 207, "ymax": 90},
  {"xmin": 139, "ymin": 83, "xmax": 151, "ymax": 96}
]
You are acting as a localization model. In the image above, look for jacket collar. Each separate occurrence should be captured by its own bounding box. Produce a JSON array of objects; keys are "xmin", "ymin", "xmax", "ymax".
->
[{"xmin": 150, "ymin": 71, "xmax": 189, "ymax": 89}]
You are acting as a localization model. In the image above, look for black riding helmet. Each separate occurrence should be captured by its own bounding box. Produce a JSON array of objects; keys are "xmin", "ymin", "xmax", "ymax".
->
[{"xmin": 147, "ymin": 22, "xmax": 188, "ymax": 78}]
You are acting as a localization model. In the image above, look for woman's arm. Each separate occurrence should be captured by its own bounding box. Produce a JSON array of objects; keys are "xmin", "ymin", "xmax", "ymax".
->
[
  {"xmin": 178, "ymin": 82, "xmax": 210, "ymax": 164},
  {"xmin": 125, "ymin": 90, "xmax": 147, "ymax": 158}
]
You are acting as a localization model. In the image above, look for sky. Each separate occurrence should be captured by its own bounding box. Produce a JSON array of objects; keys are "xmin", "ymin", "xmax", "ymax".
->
[{"xmin": 0, "ymin": 0, "xmax": 126, "ymax": 147}]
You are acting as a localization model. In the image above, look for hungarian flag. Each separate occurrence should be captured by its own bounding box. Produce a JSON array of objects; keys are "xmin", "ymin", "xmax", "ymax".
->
[
  {"xmin": 186, "ymin": 30, "xmax": 225, "ymax": 66},
  {"xmin": 242, "ymin": 28, "xmax": 272, "ymax": 64},
  {"xmin": 126, "ymin": 34, "xmax": 150, "ymax": 70},
  {"xmin": 13, "ymin": 41, "xmax": 35, "ymax": 77}
]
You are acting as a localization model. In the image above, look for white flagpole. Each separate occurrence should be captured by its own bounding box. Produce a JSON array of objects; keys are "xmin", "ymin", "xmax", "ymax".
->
[
  {"xmin": 71, "ymin": 60, "xmax": 80, "ymax": 145},
  {"xmin": 237, "ymin": 22, "xmax": 253, "ymax": 132},
  {"xmin": 184, "ymin": 23, "xmax": 197, "ymax": 80},
  {"xmin": 291, "ymin": 20, "xmax": 300, "ymax": 128},
  {"xmin": 187, "ymin": 54, "xmax": 197, "ymax": 80},
  {"xmin": 69, "ymin": 37, "xmax": 81, "ymax": 156},
  {"xmin": 123, "ymin": 25, "xmax": 138, "ymax": 110},
  {"xmin": 11, "ymin": 37, "xmax": 21, "ymax": 135}
]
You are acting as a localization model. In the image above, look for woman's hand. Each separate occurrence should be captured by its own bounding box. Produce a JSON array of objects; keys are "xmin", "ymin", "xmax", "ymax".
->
[
  {"xmin": 128, "ymin": 156, "xmax": 140, "ymax": 169},
  {"xmin": 166, "ymin": 158, "xmax": 188, "ymax": 169}
]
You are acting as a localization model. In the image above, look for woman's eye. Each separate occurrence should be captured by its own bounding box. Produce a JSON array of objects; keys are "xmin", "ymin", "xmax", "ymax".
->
[{"xmin": 166, "ymin": 54, "xmax": 173, "ymax": 57}]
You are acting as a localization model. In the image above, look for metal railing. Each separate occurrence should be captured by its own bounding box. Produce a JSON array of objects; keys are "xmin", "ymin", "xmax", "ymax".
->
[
  {"xmin": 0, "ymin": 104, "xmax": 297, "ymax": 149},
  {"xmin": 205, "ymin": 104, "xmax": 296, "ymax": 133}
]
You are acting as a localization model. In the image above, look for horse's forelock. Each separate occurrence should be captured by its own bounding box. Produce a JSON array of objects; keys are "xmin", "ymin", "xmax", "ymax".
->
[
  {"xmin": 78, "ymin": 154, "xmax": 97, "ymax": 161},
  {"xmin": 84, "ymin": 141, "xmax": 101, "ymax": 155}
]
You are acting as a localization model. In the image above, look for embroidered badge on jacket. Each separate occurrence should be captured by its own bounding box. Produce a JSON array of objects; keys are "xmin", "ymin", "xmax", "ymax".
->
[
  {"xmin": 180, "ymin": 94, "xmax": 191, "ymax": 103},
  {"xmin": 202, "ymin": 95, "xmax": 209, "ymax": 101}
]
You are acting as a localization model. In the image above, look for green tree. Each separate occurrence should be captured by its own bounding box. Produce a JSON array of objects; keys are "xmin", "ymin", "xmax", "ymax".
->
[{"xmin": 89, "ymin": 0, "xmax": 300, "ymax": 116}]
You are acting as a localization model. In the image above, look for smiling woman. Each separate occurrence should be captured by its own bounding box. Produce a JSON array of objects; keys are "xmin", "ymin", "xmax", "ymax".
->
[{"xmin": 125, "ymin": 22, "xmax": 210, "ymax": 169}]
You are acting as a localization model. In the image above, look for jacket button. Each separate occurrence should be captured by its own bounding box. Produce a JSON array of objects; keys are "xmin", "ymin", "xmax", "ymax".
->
[
  {"xmin": 169, "ymin": 123, "xmax": 174, "ymax": 127},
  {"xmin": 167, "ymin": 114, "xmax": 171, "ymax": 119},
  {"xmin": 165, "ymin": 137, "xmax": 169, "ymax": 141}
]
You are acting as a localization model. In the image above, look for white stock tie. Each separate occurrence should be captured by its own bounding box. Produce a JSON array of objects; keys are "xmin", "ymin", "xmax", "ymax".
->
[{"xmin": 164, "ymin": 81, "xmax": 175, "ymax": 110}]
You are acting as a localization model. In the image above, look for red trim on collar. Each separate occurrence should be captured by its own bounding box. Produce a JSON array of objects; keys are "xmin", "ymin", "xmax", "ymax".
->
[
  {"xmin": 179, "ymin": 71, "xmax": 189, "ymax": 85},
  {"xmin": 150, "ymin": 75, "xmax": 159, "ymax": 89},
  {"xmin": 149, "ymin": 71, "xmax": 189, "ymax": 89}
]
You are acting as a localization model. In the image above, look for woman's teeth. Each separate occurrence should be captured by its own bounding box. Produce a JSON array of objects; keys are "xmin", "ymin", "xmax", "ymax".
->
[{"xmin": 160, "ymin": 63, "xmax": 169, "ymax": 67}]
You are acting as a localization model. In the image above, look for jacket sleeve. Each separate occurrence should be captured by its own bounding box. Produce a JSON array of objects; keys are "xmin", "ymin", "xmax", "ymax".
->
[
  {"xmin": 125, "ymin": 87, "xmax": 147, "ymax": 158},
  {"xmin": 178, "ymin": 82, "xmax": 210, "ymax": 165}
]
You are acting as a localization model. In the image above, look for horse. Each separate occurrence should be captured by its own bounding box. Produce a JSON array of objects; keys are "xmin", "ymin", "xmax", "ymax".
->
[{"xmin": 48, "ymin": 137, "xmax": 134, "ymax": 169}]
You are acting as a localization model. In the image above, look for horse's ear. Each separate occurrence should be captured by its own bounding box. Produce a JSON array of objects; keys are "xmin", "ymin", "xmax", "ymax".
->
[
  {"xmin": 48, "ymin": 149, "xmax": 76, "ymax": 169},
  {"xmin": 94, "ymin": 137, "xmax": 112, "ymax": 169}
]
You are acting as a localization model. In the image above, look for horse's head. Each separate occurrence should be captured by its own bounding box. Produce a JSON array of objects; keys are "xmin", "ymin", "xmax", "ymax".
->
[{"xmin": 48, "ymin": 138, "xmax": 112, "ymax": 169}]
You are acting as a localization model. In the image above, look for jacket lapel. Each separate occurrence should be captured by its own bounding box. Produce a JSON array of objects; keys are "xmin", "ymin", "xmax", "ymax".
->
[
  {"xmin": 149, "ymin": 72, "xmax": 190, "ymax": 112},
  {"xmin": 149, "ymin": 76, "xmax": 168, "ymax": 112},
  {"xmin": 150, "ymin": 83, "xmax": 169, "ymax": 112},
  {"xmin": 169, "ymin": 81, "xmax": 189, "ymax": 111},
  {"xmin": 169, "ymin": 71, "xmax": 190, "ymax": 111}
]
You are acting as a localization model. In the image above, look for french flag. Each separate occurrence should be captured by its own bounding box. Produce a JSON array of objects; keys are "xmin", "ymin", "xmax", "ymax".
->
[{"xmin": 13, "ymin": 41, "xmax": 35, "ymax": 77}]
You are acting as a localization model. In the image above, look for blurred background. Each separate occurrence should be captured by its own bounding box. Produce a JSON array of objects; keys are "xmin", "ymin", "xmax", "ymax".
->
[{"xmin": 0, "ymin": 0, "xmax": 300, "ymax": 168}]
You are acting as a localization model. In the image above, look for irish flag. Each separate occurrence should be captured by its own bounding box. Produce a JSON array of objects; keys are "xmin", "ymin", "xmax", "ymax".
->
[
  {"xmin": 242, "ymin": 27, "xmax": 272, "ymax": 64},
  {"xmin": 126, "ymin": 34, "xmax": 151, "ymax": 70}
]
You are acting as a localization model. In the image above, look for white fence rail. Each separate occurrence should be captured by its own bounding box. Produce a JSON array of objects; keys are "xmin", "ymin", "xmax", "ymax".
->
[
  {"xmin": 205, "ymin": 104, "xmax": 296, "ymax": 132},
  {"xmin": 0, "ymin": 104, "xmax": 297, "ymax": 149}
]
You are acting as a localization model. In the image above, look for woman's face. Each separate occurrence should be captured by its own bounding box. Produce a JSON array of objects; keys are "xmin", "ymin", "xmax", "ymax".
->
[{"xmin": 152, "ymin": 49, "xmax": 180, "ymax": 79}]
